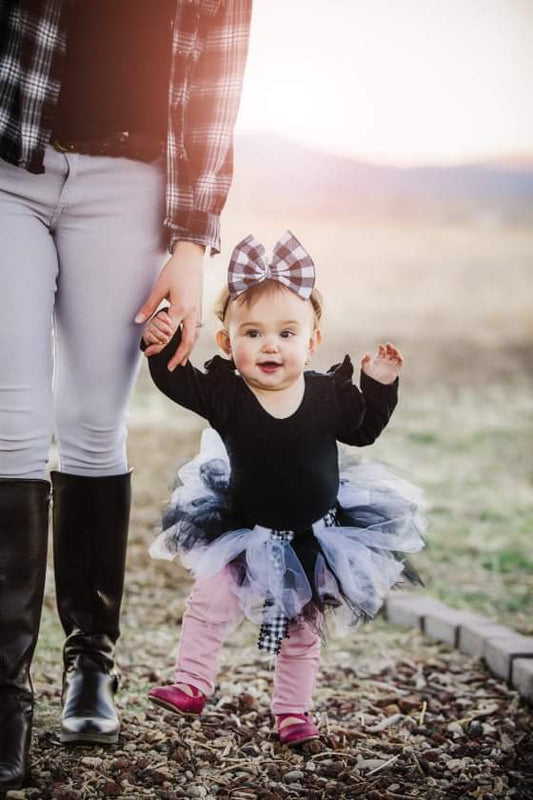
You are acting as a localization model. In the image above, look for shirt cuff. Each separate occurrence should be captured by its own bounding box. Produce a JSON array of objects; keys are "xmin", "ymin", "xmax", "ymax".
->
[
  {"xmin": 360, "ymin": 371, "xmax": 399, "ymax": 403},
  {"xmin": 166, "ymin": 209, "xmax": 221, "ymax": 256}
]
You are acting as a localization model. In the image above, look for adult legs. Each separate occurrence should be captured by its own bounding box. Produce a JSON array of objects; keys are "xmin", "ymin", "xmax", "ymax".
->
[
  {"xmin": 51, "ymin": 151, "xmax": 166, "ymax": 742},
  {"xmin": 0, "ymin": 159, "xmax": 58, "ymax": 479},
  {"xmin": 53, "ymin": 152, "xmax": 166, "ymax": 477},
  {"xmin": 0, "ymin": 159, "xmax": 59, "ymax": 789},
  {"xmin": 0, "ymin": 481, "xmax": 50, "ymax": 791},
  {"xmin": 51, "ymin": 471, "xmax": 131, "ymax": 743}
]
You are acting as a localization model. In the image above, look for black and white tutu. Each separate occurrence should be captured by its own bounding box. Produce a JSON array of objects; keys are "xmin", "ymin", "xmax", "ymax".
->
[{"xmin": 150, "ymin": 428, "xmax": 426, "ymax": 652}]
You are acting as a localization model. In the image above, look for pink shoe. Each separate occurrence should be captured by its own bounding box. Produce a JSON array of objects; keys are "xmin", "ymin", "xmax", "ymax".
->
[
  {"xmin": 148, "ymin": 683, "xmax": 206, "ymax": 717},
  {"xmin": 276, "ymin": 713, "xmax": 320, "ymax": 746}
]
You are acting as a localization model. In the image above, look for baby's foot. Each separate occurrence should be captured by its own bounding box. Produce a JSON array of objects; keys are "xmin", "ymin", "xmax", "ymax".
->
[
  {"xmin": 175, "ymin": 682, "xmax": 198, "ymax": 697},
  {"xmin": 148, "ymin": 683, "xmax": 205, "ymax": 716},
  {"xmin": 361, "ymin": 342, "xmax": 403, "ymax": 385},
  {"xmin": 279, "ymin": 715, "xmax": 307, "ymax": 729},
  {"xmin": 276, "ymin": 713, "xmax": 320, "ymax": 746}
]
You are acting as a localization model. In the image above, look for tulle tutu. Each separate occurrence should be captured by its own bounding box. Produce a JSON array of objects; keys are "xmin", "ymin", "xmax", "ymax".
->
[{"xmin": 150, "ymin": 427, "xmax": 426, "ymax": 638}]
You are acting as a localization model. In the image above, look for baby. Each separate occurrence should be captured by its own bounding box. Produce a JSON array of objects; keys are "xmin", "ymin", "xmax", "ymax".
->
[{"xmin": 141, "ymin": 231, "xmax": 424, "ymax": 746}]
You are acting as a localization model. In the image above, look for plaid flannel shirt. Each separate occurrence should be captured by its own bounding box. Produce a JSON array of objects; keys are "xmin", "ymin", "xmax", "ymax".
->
[{"xmin": 0, "ymin": 0, "xmax": 252, "ymax": 254}]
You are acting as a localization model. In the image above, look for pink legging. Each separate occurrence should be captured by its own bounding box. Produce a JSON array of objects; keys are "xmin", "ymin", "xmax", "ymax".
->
[{"xmin": 175, "ymin": 568, "xmax": 322, "ymax": 716}]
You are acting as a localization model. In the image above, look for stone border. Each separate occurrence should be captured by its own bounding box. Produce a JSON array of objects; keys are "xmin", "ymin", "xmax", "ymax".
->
[{"xmin": 383, "ymin": 594, "xmax": 533, "ymax": 702}]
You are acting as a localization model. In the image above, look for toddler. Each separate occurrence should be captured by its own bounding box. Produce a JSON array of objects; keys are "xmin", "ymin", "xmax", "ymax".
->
[{"xmin": 141, "ymin": 232, "xmax": 425, "ymax": 746}]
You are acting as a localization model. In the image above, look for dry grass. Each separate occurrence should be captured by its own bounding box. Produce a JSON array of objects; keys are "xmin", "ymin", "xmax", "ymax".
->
[{"xmin": 130, "ymin": 215, "xmax": 533, "ymax": 633}]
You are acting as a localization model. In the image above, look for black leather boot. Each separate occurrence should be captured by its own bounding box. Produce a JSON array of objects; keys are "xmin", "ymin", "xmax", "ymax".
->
[
  {"xmin": 0, "ymin": 479, "xmax": 50, "ymax": 793},
  {"xmin": 51, "ymin": 471, "xmax": 131, "ymax": 745}
]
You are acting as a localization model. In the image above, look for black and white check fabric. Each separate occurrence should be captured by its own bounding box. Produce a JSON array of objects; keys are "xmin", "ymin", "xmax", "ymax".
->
[
  {"xmin": 0, "ymin": 0, "xmax": 66, "ymax": 171},
  {"xmin": 257, "ymin": 508, "xmax": 338, "ymax": 656},
  {"xmin": 228, "ymin": 231, "xmax": 316, "ymax": 300},
  {"xmin": 257, "ymin": 530, "xmax": 294, "ymax": 655},
  {"xmin": 0, "ymin": 0, "xmax": 252, "ymax": 255}
]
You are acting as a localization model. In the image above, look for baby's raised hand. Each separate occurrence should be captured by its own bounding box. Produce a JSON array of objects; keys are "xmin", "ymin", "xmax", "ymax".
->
[
  {"xmin": 143, "ymin": 309, "xmax": 175, "ymax": 356},
  {"xmin": 361, "ymin": 342, "xmax": 403, "ymax": 385}
]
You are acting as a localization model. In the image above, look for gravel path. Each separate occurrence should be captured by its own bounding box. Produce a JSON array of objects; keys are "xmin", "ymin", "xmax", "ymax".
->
[{"xmin": 16, "ymin": 427, "xmax": 533, "ymax": 800}]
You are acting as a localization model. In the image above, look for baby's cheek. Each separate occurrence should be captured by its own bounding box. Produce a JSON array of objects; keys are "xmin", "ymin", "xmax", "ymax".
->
[
  {"xmin": 232, "ymin": 345, "xmax": 253, "ymax": 373},
  {"xmin": 284, "ymin": 352, "xmax": 305, "ymax": 375}
]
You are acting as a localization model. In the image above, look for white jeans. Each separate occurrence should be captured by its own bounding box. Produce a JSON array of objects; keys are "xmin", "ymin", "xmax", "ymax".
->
[{"xmin": 0, "ymin": 146, "xmax": 166, "ymax": 478}]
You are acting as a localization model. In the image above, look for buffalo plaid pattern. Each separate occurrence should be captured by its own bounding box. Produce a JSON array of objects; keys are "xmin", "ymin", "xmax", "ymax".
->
[
  {"xmin": 257, "ymin": 508, "xmax": 338, "ymax": 656},
  {"xmin": 0, "ymin": 0, "xmax": 252, "ymax": 255},
  {"xmin": 228, "ymin": 231, "xmax": 316, "ymax": 300},
  {"xmin": 0, "ymin": 0, "xmax": 66, "ymax": 172}
]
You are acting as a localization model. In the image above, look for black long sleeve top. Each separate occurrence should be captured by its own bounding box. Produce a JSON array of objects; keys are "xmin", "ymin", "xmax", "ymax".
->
[{"xmin": 143, "ymin": 328, "xmax": 398, "ymax": 532}]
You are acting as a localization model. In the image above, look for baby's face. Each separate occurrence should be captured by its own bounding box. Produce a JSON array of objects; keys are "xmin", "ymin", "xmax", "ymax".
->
[{"xmin": 217, "ymin": 289, "xmax": 321, "ymax": 392}]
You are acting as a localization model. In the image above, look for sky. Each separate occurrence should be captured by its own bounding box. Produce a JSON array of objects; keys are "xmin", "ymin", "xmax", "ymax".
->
[{"xmin": 235, "ymin": 0, "xmax": 533, "ymax": 166}]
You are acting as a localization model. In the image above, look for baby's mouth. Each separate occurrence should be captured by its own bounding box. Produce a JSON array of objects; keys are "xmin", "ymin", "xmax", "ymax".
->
[{"xmin": 258, "ymin": 360, "xmax": 282, "ymax": 372}]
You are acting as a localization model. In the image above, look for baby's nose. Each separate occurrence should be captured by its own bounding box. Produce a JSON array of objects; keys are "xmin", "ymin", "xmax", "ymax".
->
[{"xmin": 262, "ymin": 339, "xmax": 279, "ymax": 352}]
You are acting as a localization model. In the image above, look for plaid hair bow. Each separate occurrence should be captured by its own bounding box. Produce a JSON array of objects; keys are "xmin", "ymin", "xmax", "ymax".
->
[{"xmin": 228, "ymin": 231, "xmax": 315, "ymax": 300}]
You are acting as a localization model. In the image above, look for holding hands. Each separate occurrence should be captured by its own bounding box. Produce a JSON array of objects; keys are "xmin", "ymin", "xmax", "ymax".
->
[
  {"xmin": 142, "ymin": 309, "xmax": 175, "ymax": 354},
  {"xmin": 135, "ymin": 240, "xmax": 204, "ymax": 368},
  {"xmin": 361, "ymin": 343, "xmax": 403, "ymax": 385}
]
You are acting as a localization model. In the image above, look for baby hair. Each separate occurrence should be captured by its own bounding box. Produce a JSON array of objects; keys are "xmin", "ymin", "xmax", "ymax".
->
[{"xmin": 214, "ymin": 279, "xmax": 324, "ymax": 329}]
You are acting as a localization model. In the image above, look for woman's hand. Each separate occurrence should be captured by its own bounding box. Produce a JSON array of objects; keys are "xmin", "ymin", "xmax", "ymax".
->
[
  {"xmin": 135, "ymin": 241, "xmax": 204, "ymax": 369},
  {"xmin": 361, "ymin": 342, "xmax": 403, "ymax": 385}
]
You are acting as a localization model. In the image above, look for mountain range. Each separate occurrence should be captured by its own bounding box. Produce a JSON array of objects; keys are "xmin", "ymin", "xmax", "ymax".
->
[{"xmin": 230, "ymin": 135, "xmax": 533, "ymax": 220}]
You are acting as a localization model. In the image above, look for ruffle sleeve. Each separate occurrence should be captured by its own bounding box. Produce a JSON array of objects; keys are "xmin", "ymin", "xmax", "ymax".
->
[
  {"xmin": 328, "ymin": 355, "xmax": 399, "ymax": 446},
  {"xmin": 201, "ymin": 357, "xmax": 239, "ymax": 432},
  {"xmin": 203, "ymin": 354, "xmax": 236, "ymax": 374},
  {"xmin": 327, "ymin": 354, "xmax": 355, "ymax": 386},
  {"xmin": 327, "ymin": 355, "xmax": 366, "ymax": 441}
]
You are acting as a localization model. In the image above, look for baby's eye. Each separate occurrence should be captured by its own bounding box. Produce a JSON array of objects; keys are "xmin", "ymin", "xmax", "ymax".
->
[
  {"xmin": 280, "ymin": 330, "xmax": 295, "ymax": 338},
  {"xmin": 245, "ymin": 330, "xmax": 260, "ymax": 338}
]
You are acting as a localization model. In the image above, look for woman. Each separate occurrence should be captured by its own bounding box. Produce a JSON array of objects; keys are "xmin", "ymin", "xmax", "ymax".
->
[{"xmin": 0, "ymin": 0, "xmax": 252, "ymax": 791}]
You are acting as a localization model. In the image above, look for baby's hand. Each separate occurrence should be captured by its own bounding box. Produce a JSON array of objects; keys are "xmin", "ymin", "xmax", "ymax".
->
[
  {"xmin": 143, "ymin": 309, "xmax": 175, "ymax": 356},
  {"xmin": 361, "ymin": 342, "xmax": 403, "ymax": 385}
]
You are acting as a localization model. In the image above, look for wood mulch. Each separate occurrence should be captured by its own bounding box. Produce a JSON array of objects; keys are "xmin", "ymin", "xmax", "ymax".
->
[
  {"xmin": 26, "ymin": 591, "xmax": 533, "ymax": 800},
  {"xmin": 17, "ymin": 427, "xmax": 533, "ymax": 800}
]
